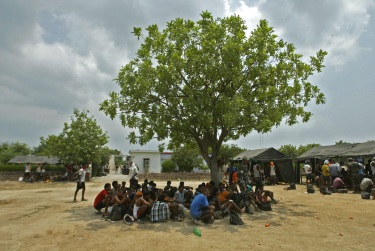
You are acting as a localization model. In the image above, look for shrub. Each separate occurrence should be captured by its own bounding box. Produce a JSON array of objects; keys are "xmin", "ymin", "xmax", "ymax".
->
[
  {"xmin": 161, "ymin": 159, "xmax": 176, "ymax": 173},
  {"xmin": 0, "ymin": 164, "xmax": 65, "ymax": 172}
]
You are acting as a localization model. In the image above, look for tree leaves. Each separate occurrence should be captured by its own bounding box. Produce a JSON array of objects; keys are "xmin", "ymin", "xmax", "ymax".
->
[
  {"xmin": 100, "ymin": 11, "xmax": 327, "ymax": 184},
  {"xmin": 40, "ymin": 109, "xmax": 109, "ymax": 165}
]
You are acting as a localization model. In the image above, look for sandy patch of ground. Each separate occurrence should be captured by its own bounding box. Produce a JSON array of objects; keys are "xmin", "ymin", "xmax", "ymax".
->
[{"xmin": 1, "ymin": 173, "xmax": 374, "ymax": 251}]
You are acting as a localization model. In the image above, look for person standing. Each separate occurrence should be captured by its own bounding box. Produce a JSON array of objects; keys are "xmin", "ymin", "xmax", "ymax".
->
[
  {"xmin": 225, "ymin": 162, "xmax": 237, "ymax": 186},
  {"xmin": 269, "ymin": 162, "xmax": 277, "ymax": 185},
  {"xmin": 24, "ymin": 163, "xmax": 31, "ymax": 182},
  {"xmin": 253, "ymin": 163, "xmax": 262, "ymax": 192},
  {"xmin": 73, "ymin": 164, "xmax": 89, "ymax": 202},
  {"xmin": 304, "ymin": 160, "xmax": 313, "ymax": 185},
  {"xmin": 321, "ymin": 160, "xmax": 331, "ymax": 188},
  {"xmin": 347, "ymin": 158, "xmax": 361, "ymax": 193},
  {"xmin": 128, "ymin": 162, "xmax": 139, "ymax": 189},
  {"xmin": 371, "ymin": 157, "xmax": 375, "ymax": 180},
  {"xmin": 35, "ymin": 163, "xmax": 41, "ymax": 181},
  {"xmin": 329, "ymin": 160, "xmax": 341, "ymax": 185}
]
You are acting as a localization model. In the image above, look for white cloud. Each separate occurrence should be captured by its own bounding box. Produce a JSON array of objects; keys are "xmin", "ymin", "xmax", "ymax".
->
[{"xmin": 224, "ymin": 0, "xmax": 263, "ymax": 34}]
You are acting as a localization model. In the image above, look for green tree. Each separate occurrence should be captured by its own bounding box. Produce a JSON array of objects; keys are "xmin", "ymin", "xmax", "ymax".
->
[
  {"xmin": 100, "ymin": 11, "xmax": 327, "ymax": 185},
  {"xmin": 40, "ymin": 109, "xmax": 109, "ymax": 166},
  {"xmin": 218, "ymin": 144, "xmax": 247, "ymax": 167},
  {"xmin": 161, "ymin": 159, "xmax": 176, "ymax": 173},
  {"xmin": 297, "ymin": 143, "xmax": 321, "ymax": 156},
  {"xmin": 0, "ymin": 142, "xmax": 31, "ymax": 164},
  {"xmin": 335, "ymin": 140, "xmax": 350, "ymax": 145},
  {"xmin": 172, "ymin": 145, "xmax": 204, "ymax": 172},
  {"xmin": 279, "ymin": 143, "xmax": 321, "ymax": 159},
  {"xmin": 278, "ymin": 144, "xmax": 298, "ymax": 159}
]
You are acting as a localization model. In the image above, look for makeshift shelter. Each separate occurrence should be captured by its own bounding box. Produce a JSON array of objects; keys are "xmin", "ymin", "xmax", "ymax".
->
[
  {"xmin": 233, "ymin": 147, "xmax": 294, "ymax": 183},
  {"xmin": 296, "ymin": 142, "xmax": 375, "ymax": 183},
  {"xmin": 341, "ymin": 141, "xmax": 375, "ymax": 159},
  {"xmin": 297, "ymin": 144, "xmax": 356, "ymax": 161},
  {"xmin": 8, "ymin": 156, "xmax": 61, "ymax": 165}
]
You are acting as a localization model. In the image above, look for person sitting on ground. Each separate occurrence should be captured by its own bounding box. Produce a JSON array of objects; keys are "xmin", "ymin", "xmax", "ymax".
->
[
  {"xmin": 133, "ymin": 190, "xmax": 153, "ymax": 221},
  {"xmin": 216, "ymin": 189, "xmax": 242, "ymax": 216},
  {"xmin": 148, "ymin": 181, "xmax": 163, "ymax": 200},
  {"xmin": 255, "ymin": 185, "xmax": 278, "ymax": 204},
  {"xmin": 142, "ymin": 179, "xmax": 149, "ymax": 190},
  {"xmin": 174, "ymin": 185, "xmax": 192, "ymax": 209},
  {"xmin": 93, "ymin": 183, "xmax": 112, "ymax": 215},
  {"xmin": 110, "ymin": 181, "xmax": 119, "ymax": 197},
  {"xmin": 234, "ymin": 181, "xmax": 259, "ymax": 213},
  {"xmin": 164, "ymin": 180, "xmax": 172, "ymax": 192},
  {"xmin": 179, "ymin": 181, "xmax": 194, "ymax": 191},
  {"xmin": 332, "ymin": 177, "xmax": 346, "ymax": 190},
  {"xmin": 103, "ymin": 182, "xmax": 124, "ymax": 217},
  {"xmin": 360, "ymin": 177, "xmax": 375, "ymax": 199},
  {"xmin": 111, "ymin": 188, "xmax": 128, "ymax": 205},
  {"xmin": 190, "ymin": 187, "xmax": 215, "ymax": 225},
  {"xmin": 159, "ymin": 190, "xmax": 186, "ymax": 220},
  {"xmin": 192, "ymin": 184, "xmax": 205, "ymax": 199},
  {"xmin": 150, "ymin": 194, "xmax": 171, "ymax": 223},
  {"xmin": 205, "ymin": 181, "xmax": 218, "ymax": 202},
  {"xmin": 121, "ymin": 181, "xmax": 127, "ymax": 190}
]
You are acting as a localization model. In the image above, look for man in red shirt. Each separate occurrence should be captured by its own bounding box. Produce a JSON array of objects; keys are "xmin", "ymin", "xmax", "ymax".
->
[{"xmin": 93, "ymin": 183, "xmax": 112, "ymax": 214}]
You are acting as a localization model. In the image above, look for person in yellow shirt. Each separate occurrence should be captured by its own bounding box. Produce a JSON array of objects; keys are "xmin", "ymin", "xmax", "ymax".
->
[{"xmin": 322, "ymin": 160, "xmax": 331, "ymax": 187}]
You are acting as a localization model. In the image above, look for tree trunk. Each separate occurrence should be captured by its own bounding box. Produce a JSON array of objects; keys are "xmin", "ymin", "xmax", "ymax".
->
[{"xmin": 208, "ymin": 156, "xmax": 220, "ymax": 186}]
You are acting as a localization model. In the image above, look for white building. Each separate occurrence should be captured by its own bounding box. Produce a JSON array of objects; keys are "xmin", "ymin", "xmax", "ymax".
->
[{"xmin": 129, "ymin": 150, "xmax": 172, "ymax": 174}]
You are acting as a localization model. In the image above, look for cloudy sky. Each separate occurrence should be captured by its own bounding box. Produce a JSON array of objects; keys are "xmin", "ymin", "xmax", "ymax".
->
[{"xmin": 1, "ymin": 0, "xmax": 374, "ymax": 155}]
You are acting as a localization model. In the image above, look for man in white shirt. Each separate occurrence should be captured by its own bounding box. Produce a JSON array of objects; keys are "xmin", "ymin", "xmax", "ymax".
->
[
  {"xmin": 128, "ymin": 162, "xmax": 139, "ymax": 189},
  {"xmin": 304, "ymin": 160, "xmax": 313, "ymax": 184},
  {"xmin": 73, "ymin": 164, "xmax": 89, "ymax": 202},
  {"xmin": 371, "ymin": 157, "xmax": 375, "ymax": 178}
]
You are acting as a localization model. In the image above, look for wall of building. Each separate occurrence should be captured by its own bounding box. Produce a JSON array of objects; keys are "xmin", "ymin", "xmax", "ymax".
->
[{"xmin": 130, "ymin": 151, "xmax": 161, "ymax": 174}]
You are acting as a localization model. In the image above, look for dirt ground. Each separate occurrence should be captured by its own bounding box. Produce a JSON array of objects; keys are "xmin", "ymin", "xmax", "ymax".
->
[{"xmin": 1, "ymin": 173, "xmax": 374, "ymax": 251}]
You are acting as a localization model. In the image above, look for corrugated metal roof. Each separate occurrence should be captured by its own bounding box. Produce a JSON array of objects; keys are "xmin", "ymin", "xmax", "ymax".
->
[{"xmin": 8, "ymin": 156, "xmax": 61, "ymax": 164}]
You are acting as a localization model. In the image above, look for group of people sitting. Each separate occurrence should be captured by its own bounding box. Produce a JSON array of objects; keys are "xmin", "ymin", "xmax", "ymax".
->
[{"xmin": 93, "ymin": 178, "xmax": 278, "ymax": 225}]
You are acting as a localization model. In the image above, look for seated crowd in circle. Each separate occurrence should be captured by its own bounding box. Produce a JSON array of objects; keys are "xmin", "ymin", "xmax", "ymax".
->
[{"xmin": 93, "ymin": 178, "xmax": 278, "ymax": 224}]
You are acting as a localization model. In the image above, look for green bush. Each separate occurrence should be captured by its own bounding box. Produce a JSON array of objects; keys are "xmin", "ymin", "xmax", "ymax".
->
[
  {"xmin": 0, "ymin": 164, "xmax": 24, "ymax": 171},
  {"xmin": 0, "ymin": 164, "xmax": 65, "ymax": 172},
  {"xmin": 161, "ymin": 159, "xmax": 176, "ymax": 173}
]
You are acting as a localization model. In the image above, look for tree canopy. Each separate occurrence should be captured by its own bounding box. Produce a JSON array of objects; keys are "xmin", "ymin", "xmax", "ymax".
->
[
  {"xmin": 218, "ymin": 144, "xmax": 247, "ymax": 167},
  {"xmin": 100, "ymin": 11, "xmax": 327, "ymax": 184},
  {"xmin": 39, "ymin": 109, "xmax": 109, "ymax": 166},
  {"xmin": 278, "ymin": 143, "xmax": 321, "ymax": 159},
  {"xmin": 0, "ymin": 142, "xmax": 31, "ymax": 164},
  {"xmin": 171, "ymin": 145, "xmax": 205, "ymax": 172}
]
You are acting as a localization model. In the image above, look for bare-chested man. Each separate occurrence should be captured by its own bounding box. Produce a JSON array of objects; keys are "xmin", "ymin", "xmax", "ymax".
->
[{"xmin": 133, "ymin": 190, "xmax": 153, "ymax": 220}]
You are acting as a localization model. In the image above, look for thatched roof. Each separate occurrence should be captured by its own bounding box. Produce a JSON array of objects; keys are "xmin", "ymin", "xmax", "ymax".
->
[{"xmin": 8, "ymin": 156, "xmax": 61, "ymax": 164}]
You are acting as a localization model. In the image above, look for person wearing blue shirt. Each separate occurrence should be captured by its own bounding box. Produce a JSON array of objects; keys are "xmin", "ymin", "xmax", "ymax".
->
[
  {"xmin": 226, "ymin": 162, "xmax": 237, "ymax": 185},
  {"xmin": 190, "ymin": 187, "xmax": 215, "ymax": 224}
]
